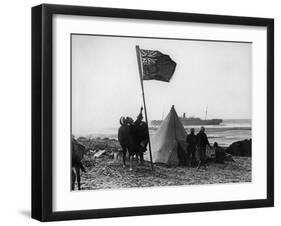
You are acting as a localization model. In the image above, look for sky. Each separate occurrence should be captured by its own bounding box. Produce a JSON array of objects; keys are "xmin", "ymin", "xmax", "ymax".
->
[{"xmin": 72, "ymin": 34, "xmax": 252, "ymax": 135}]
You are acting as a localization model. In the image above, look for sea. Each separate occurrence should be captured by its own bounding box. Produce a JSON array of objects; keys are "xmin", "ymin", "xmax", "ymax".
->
[
  {"xmin": 78, "ymin": 119, "xmax": 251, "ymax": 148},
  {"xmin": 181, "ymin": 119, "xmax": 252, "ymax": 147}
]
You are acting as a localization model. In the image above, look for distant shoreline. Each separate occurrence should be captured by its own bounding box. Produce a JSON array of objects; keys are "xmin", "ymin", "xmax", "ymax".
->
[
  {"xmin": 74, "ymin": 125, "xmax": 251, "ymax": 147},
  {"xmin": 73, "ymin": 125, "xmax": 252, "ymax": 137}
]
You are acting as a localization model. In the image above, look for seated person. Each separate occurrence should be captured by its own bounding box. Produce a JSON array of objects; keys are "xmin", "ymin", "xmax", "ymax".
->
[
  {"xmin": 214, "ymin": 142, "xmax": 234, "ymax": 163},
  {"xmin": 213, "ymin": 142, "xmax": 226, "ymax": 163}
]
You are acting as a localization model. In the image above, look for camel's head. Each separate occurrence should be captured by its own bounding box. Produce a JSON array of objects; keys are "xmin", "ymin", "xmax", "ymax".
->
[{"xmin": 119, "ymin": 116, "xmax": 126, "ymax": 125}]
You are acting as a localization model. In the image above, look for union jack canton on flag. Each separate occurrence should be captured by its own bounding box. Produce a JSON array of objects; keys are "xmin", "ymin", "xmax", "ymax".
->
[{"xmin": 139, "ymin": 49, "xmax": 176, "ymax": 82}]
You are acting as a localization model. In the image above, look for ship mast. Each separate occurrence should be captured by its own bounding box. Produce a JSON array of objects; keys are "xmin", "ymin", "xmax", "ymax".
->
[{"xmin": 205, "ymin": 106, "xmax": 208, "ymax": 120}]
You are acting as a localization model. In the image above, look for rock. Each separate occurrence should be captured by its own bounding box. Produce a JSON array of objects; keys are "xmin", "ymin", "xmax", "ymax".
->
[
  {"xmin": 94, "ymin": 149, "xmax": 106, "ymax": 158},
  {"xmin": 226, "ymin": 139, "xmax": 251, "ymax": 157}
]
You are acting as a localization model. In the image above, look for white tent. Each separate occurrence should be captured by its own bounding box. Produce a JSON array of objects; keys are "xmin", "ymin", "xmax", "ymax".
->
[{"xmin": 145, "ymin": 106, "xmax": 187, "ymax": 165}]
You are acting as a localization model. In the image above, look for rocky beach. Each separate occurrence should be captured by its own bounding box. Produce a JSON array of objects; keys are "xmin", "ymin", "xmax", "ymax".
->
[{"xmin": 74, "ymin": 137, "xmax": 252, "ymax": 190}]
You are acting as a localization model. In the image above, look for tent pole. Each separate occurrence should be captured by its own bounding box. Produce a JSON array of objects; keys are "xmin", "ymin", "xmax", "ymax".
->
[{"xmin": 135, "ymin": 45, "xmax": 154, "ymax": 171}]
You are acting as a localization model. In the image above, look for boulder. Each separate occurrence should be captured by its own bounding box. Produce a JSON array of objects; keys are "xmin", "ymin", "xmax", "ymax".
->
[
  {"xmin": 94, "ymin": 149, "xmax": 106, "ymax": 158},
  {"xmin": 226, "ymin": 139, "xmax": 251, "ymax": 157},
  {"xmin": 77, "ymin": 136, "xmax": 87, "ymax": 141}
]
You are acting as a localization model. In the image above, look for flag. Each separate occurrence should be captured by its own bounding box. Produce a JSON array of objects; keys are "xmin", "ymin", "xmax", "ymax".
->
[{"xmin": 139, "ymin": 49, "xmax": 176, "ymax": 82}]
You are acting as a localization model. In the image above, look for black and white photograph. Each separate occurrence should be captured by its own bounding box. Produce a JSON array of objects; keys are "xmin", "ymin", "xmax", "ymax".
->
[
  {"xmin": 29, "ymin": 3, "xmax": 274, "ymax": 222},
  {"xmin": 71, "ymin": 34, "xmax": 252, "ymax": 191}
]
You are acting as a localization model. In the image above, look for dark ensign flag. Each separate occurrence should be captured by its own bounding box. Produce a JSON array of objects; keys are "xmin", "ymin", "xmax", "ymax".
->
[{"xmin": 139, "ymin": 49, "xmax": 176, "ymax": 82}]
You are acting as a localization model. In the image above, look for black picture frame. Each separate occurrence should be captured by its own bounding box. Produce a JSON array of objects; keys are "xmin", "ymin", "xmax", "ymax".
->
[{"xmin": 32, "ymin": 4, "xmax": 274, "ymax": 222}]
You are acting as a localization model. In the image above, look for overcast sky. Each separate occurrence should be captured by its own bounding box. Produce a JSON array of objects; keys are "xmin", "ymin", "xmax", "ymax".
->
[{"xmin": 72, "ymin": 34, "xmax": 252, "ymax": 134}]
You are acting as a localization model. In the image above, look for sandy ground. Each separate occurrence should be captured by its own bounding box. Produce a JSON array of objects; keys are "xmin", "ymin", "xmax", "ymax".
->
[{"xmin": 77, "ymin": 154, "xmax": 251, "ymax": 190}]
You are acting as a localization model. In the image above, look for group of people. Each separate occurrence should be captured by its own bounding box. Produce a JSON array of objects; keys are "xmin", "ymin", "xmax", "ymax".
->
[
  {"xmin": 118, "ymin": 107, "xmax": 232, "ymax": 171},
  {"xmin": 185, "ymin": 126, "xmax": 232, "ymax": 170},
  {"xmin": 185, "ymin": 126, "xmax": 211, "ymax": 169}
]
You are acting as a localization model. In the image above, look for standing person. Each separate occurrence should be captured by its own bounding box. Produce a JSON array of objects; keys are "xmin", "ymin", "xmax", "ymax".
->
[
  {"xmin": 186, "ymin": 128, "xmax": 197, "ymax": 166},
  {"xmin": 196, "ymin": 126, "xmax": 212, "ymax": 170},
  {"xmin": 131, "ymin": 107, "xmax": 149, "ymax": 165}
]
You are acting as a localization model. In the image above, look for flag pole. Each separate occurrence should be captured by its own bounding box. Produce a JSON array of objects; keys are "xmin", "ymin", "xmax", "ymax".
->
[{"xmin": 135, "ymin": 45, "xmax": 154, "ymax": 171}]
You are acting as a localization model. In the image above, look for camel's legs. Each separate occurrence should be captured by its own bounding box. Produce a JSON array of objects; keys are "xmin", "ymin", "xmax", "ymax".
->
[
  {"xmin": 122, "ymin": 146, "xmax": 127, "ymax": 168},
  {"xmin": 129, "ymin": 155, "xmax": 133, "ymax": 171},
  {"xmin": 75, "ymin": 166, "xmax": 81, "ymax": 190},
  {"xmin": 71, "ymin": 168, "xmax": 76, "ymax": 190}
]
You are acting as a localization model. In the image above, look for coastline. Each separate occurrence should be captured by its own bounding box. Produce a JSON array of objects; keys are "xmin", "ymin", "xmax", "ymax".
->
[{"xmin": 75, "ymin": 124, "xmax": 251, "ymax": 147}]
